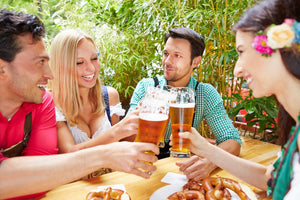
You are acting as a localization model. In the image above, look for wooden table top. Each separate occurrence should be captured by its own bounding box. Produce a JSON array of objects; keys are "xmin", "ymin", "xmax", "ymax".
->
[{"xmin": 38, "ymin": 137, "xmax": 281, "ymax": 200}]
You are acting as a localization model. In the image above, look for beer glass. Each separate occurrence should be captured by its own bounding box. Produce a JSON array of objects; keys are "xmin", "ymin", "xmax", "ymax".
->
[
  {"xmin": 169, "ymin": 87, "xmax": 195, "ymax": 158},
  {"xmin": 155, "ymin": 85, "xmax": 173, "ymax": 148},
  {"xmin": 135, "ymin": 86, "xmax": 170, "ymax": 173}
]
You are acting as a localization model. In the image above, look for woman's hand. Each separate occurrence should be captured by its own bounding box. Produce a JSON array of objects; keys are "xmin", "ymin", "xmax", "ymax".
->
[
  {"xmin": 114, "ymin": 109, "xmax": 139, "ymax": 141},
  {"xmin": 171, "ymin": 127, "xmax": 211, "ymax": 157}
]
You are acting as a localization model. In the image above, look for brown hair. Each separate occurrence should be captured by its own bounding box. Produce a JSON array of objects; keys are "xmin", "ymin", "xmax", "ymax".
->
[
  {"xmin": 165, "ymin": 27, "xmax": 205, "ymax": 65},
  {"xmin": 233, "ymin": 0, "xmax": 300, "ymax": 145}
]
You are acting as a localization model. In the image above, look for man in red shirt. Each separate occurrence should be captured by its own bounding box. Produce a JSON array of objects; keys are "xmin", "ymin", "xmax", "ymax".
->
[{"xmin": 0, "ymin": 9, "xmax": 158, "ymax": 199}]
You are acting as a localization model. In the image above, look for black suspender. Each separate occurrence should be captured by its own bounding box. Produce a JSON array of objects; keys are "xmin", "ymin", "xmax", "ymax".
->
[
  {"xmin": 193, "ymin": 82, "xmax": 199, "ymax": 126},
  {"xmin": 153, "ymin": 76, "xmax": 159, "ymax": 87},
  {"xmin": 102, "ymin": 86, "xmax": 111, "ymax": 124},
  {"xmin": 1, "ymin": 112, "xmax": 32, "ymax": 157}
]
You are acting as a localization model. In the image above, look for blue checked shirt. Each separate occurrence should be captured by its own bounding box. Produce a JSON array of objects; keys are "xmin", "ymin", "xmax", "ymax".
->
[{"xmin": 128, "ymin": 75, "xmax": 241, "ymax": 145}]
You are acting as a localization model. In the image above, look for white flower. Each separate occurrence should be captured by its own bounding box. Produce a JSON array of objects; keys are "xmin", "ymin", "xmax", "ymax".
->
[{"xmin": 267, "ymin": 23, "xmax": 295, "ymax": 49}]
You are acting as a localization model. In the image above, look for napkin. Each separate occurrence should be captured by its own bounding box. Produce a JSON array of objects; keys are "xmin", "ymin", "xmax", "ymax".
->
[
  {"xmin": 161, "ymin": 172, "xmax": 188, "ymax": 186},
  {"xmin": 96, "ymin": 184, "xmax": 126, "ymax": 192}
]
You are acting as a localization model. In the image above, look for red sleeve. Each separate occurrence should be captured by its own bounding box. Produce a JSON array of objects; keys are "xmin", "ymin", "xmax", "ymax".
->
[
  {"xmin": 22, "ymin": 91, "xmax": 58, "ymax": 156},
  {"xmin": 0, "ymin": 152, "xmax": 8, "ymax": 162}
]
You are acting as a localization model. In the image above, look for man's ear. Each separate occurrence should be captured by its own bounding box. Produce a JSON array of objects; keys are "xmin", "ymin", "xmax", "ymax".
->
[
  {"xmin": 0, "ymin": 59, "xmax": 8, "ymax": 79},
  {"xmin": 192, "ymin": 56, "xmax": 202, "ymax": 69}
]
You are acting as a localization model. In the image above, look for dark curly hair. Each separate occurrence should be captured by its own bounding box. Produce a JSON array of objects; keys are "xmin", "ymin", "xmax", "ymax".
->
[
  {"xmin": 165, "ymin": 27, "xmax": 205, "ymax": 65},
  {"xmin": 0, "ymin": 9, "xmax": 45, "ymax": 62},
  {"xmin": 233, "ymin": 0, "xmax": 300, "ymax": 146}
]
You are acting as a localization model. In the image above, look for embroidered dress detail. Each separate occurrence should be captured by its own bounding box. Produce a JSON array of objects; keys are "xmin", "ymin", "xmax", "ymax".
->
[
  {"xmin": 267, "ymin": 115, "xmax": 300, "ymax": 200},
  {"xmin": 284, "ymin": 152, "xmax": 300, "ymax": 200}
]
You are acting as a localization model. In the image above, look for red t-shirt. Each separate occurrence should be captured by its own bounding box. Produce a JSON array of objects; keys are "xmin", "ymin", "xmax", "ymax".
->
[{"xmin": 0, "ymin": 91, "xmax": 58, "ymax": 199}]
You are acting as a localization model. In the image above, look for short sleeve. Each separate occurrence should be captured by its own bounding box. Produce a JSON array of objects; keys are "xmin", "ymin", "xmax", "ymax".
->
[
  {"xmin": 55, "ymin": 107, "xmax": 66, "ymax": 121},
  {"xmin": 127, "ymin": 77, "xmax": 156, "ymax": 114},
  {"xmin": 0, "ymin": 152, "xmax": 7, "ymax": 162},
  {"xmin": 110, "ymin": 103, "xmax": 125, "ymax": 117},
  {"xmin": 202, "ymin": 84, "xmax": 241, "ymax": 145}
]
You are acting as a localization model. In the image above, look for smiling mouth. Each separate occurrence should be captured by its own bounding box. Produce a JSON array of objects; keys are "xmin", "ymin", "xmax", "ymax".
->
[
  {"xmin": 246, "ymin": 77, "xmax": 253, "ymax": 85},
  {"xmin": 82, "ymin": 74, "xmax": 95, "ymax": 80},
  {"xmin": 37, "ymin": 84, "xmax": 47, "ymax": 89}
]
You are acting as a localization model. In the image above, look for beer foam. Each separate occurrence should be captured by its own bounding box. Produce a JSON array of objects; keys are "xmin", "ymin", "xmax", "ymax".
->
[
  {"xmin": 169, "ymin": 103, "xmax": 195, "ymax": 108},
  {"xmin": 139, "ymin": 113, "xmax": 168, "ymax": 121}
]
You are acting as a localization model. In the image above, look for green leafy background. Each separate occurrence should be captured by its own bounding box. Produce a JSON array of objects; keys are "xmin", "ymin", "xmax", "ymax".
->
[{"xmin": 1, "ymin": 0, "xmax": 278, "ymax": 142}]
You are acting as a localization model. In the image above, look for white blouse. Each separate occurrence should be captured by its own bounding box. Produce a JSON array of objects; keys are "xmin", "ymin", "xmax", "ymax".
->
[
  {"xmin": 55, "ymin": 103, "xmax": 125, "ymax": 144},
  {"xmin": 284, "ymin": 152, "xmax": 300, "ymax": 200}
]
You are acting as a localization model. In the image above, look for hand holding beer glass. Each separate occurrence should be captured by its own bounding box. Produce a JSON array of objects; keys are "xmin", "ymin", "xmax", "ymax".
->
[
  {"xmin": 169, "ymin": 87, "xmax": 195, "ymax": 158},
  {"xmin": 135, "ymin": 87, "xmax": 170, "ymax": 174}
]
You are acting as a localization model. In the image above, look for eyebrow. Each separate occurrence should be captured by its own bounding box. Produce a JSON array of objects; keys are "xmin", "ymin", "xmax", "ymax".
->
[
  {"xmin": 236, "ymin": 45, "xmax": 242, "ymax": 51},
  {"xmin": 32, "ymin": 55, "xmax": 49, "ymax": 61},
  {"xmin": 163, "ymin": 49, "xmax": 183, "ymax": 54}
]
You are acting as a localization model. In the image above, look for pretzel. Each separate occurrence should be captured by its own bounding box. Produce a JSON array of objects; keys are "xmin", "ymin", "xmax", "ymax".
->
[
  {"xmin": 86, "ymin": 187, "xmax": 130, "ymax": 200},
  {"xmin": 202, "ymin": 177, "xmax": 250, "ymax": 200},
  {"xmin": 167, "ymin": 190, "xmax": 205, "ymax": 200},
  {"xmin": 182, "ymin": 180, "xmax": 206, "ymax": 195}
]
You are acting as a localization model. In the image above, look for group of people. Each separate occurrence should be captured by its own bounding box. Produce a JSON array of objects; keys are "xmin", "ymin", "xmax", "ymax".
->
[{"xmin": 0, "ymin": 0, "xmax": 299, "ymax": 199}]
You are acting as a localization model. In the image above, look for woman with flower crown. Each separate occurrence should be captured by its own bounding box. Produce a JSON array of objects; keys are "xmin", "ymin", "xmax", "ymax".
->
[{"xmin": 173, "ymin": 0, "xmax": 300, "ymax": 199}]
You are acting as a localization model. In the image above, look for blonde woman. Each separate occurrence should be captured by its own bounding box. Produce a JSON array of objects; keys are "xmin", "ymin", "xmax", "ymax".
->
[{"xmin": 49, "ymin": 30, "xmax": 138, "ymax": 155}]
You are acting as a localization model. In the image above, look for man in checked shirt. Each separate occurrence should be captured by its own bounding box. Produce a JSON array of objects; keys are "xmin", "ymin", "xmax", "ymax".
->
[{"xmin": 128, "ymin": 27, "xmax": 241, "ymax": 180}]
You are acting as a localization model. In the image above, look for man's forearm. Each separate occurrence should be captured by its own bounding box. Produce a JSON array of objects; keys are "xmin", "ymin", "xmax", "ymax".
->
[{"xmin": 0, "ymin": 149, "xmax": 103, "ymax": 199}]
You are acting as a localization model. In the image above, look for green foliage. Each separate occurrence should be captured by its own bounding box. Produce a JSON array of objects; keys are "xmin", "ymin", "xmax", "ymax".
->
[
  {"xmin": 1, "ymin": 0, "xmax": 258, "ymax": 110},
  {"xmin": 2, "ymin": 0, "xmax": 280, "ymax": 141},
  {"xmin": 228, "ymin": 91, "xmax": 278, "ymax": 142}
]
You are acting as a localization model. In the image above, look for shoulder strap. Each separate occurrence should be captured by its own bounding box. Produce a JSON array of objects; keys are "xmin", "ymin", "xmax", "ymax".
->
[
  {"xmin": 153, "ymin": 76, "xmax": 159, "ymax": 87},
  {"xmin": 192, "ymin": 82, "xmax": 199, "ymax": 126},
  {"xmin": 102, "ymin": 86, "xmax": 112, "ymax": 124},
  {"xmin": 1, "ymin": 112, "xmax": 32, "ymax": 157},
  {"xmin": 23, "ymin": 112, "xmax": 32, "ymax": 146}
]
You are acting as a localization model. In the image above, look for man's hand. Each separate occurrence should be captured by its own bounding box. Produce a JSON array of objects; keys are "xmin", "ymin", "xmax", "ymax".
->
[
  {"xmin": 103, "ymin": 142, "xmax": 159, "ymax": 179},
  {"xmin": 176, "ymin": 155, "xmax": 217, "ymax": 180}
]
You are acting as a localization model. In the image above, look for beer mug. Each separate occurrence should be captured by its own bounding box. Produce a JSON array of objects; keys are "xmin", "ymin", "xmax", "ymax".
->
[
  {"xmin": 155, "ymin": 85, "xmax": 173, "ymax": 148},
  {"xmin": 169, "ymin": 87, "xmax": 195, "ymax": 158},
  {"xmin": 135, "ymin": 86, "xmax": 170, "ymax": 173}
]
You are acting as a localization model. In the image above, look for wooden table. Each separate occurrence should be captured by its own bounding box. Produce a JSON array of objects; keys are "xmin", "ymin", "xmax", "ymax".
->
[{"xmin": 38, "ymin": 137, "xmax": 281, "ymax": 200}]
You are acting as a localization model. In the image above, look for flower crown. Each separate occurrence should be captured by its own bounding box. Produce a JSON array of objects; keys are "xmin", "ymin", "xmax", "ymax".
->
[{"xmin": 252, "ymin": 18, "xmax": 300, "ymax": 57}]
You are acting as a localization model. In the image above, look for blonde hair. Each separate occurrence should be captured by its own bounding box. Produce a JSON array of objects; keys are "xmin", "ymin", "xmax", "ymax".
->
[{"xmin": 49, "ymin": 29, "xmax": 104, "ymax": 126}]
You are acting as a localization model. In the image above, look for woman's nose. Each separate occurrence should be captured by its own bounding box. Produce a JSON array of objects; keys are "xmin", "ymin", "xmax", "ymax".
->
[
  {"xmin": 86, "ymin": 61, "xmax": 95, "ymax": 72},
  {"xmin": 234, "ymin": 63, "xmax": 243, "ymax": 78}
]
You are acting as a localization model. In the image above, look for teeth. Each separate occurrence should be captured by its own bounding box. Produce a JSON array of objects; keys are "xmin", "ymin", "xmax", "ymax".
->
[
  {"xmin": 246, "ymin": 77, "xmax": 253, "ymax": 84},
  {"xmin": 82, "ymin": 74, "xmax": 94, "ymax": 80},
  {"xmin": 37, "ymin": 84, "xmax": 46, "ymax": 89}
]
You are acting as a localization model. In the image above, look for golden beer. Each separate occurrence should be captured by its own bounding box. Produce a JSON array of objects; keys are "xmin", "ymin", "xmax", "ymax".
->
[
  {"xmin": 170, "ymin": 103, "xmax": 195, "ymax": 157},
  {"xmin": 135, "ymin": 113, "xmax": 169, "ymax": 145},
  {"xmin": 135, "ymin": 113, "xmax": 168, "ymax": 166}
]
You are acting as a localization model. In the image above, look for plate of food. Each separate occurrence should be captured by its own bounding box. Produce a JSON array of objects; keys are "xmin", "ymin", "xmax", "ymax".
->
[
  {"xmin": 86, "ymin": 185, "xmax": 131, "ymax": 200},
  {"xmin": 150, "ymin": 177, "xmax": 257, "ymax": 200}
]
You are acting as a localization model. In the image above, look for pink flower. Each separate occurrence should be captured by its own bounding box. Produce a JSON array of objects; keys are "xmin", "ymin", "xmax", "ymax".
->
[
  {"xmin": 284, "ymin": 18, "xmax": 295, "ymax": 26},
  {"xmin": 253, "ymin": 35, "xmax": 273, "ymax": 55}
]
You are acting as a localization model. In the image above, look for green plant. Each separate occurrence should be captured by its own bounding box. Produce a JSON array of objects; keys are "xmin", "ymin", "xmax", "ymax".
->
[
  {"xmin": 2, "ymin": 0, "xmax": 281, "ymax": 143},
  {"xmin": 228, "ymin": 91, "xmax": 278, "ymax": 142}
]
